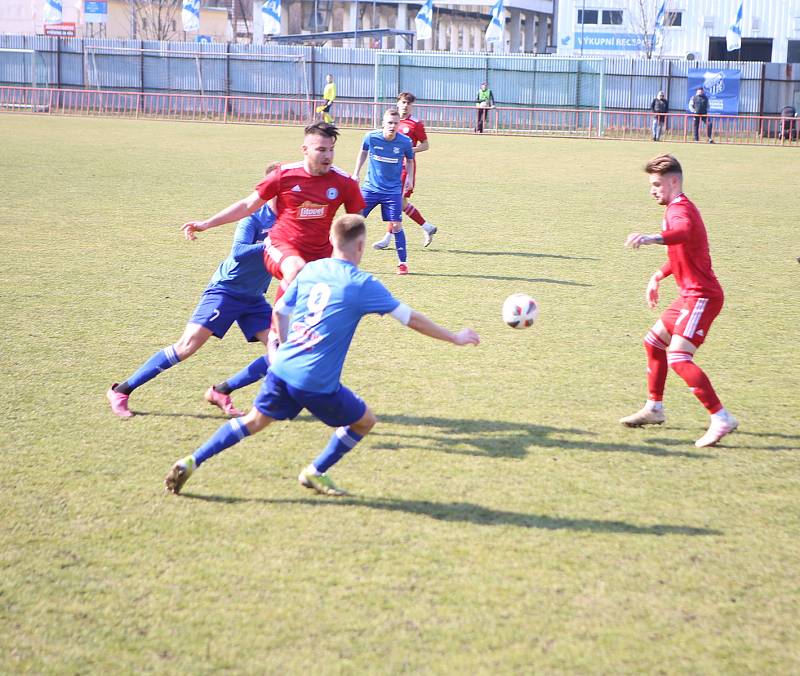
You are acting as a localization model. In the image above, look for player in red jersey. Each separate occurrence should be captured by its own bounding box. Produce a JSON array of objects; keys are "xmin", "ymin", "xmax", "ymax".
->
[
  {"xmin": 182, "ymin": 123, "xmax": 364, "ymax": 293},
  {"xmin": 372, "ymin": 92, "xmax": 438, "ymax": 250},
  {"xmin": 620, "ymin": 154, "xmax": 738, "ymax": 448}
]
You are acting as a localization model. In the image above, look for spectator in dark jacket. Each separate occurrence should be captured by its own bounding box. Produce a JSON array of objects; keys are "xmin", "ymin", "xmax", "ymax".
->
[
  {"xmin": 650, "ymin": 91, "xmax": 669, "ymax": 141},
  {"xmin": 689, "ymin": 87, "xmax": 713, "ymax": 143}
]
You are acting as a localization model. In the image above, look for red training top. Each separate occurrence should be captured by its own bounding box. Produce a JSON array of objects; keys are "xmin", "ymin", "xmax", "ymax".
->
[
  {"xmin": 658, "ymin": 193, "xmax": 723, "ymax": 299},
  {"xmin": 255, "ymin": 162, "xmax": 365, "ymax": 260}
]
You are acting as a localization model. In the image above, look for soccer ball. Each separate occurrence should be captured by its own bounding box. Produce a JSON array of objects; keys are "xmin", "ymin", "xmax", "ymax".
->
[{"xmin": 502, "ymin": 293, "xmax": 539, "ymax": 329}]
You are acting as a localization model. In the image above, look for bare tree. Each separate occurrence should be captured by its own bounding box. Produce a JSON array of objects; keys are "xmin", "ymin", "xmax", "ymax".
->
[
  {"xmin": 628, "ymin": 0, "xmax": 677, "ymax": 60},
  {"xmin": 128, "ymin": 0, "xmax": 182, "ymax": 41}
]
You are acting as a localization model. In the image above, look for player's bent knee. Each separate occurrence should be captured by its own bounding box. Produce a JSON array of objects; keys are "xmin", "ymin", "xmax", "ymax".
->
[
  {"xmin": 390, "ymin": 222, "xmax": 403, "ymax": 234},
  {"xmin": 244, "ymin": 408, "xmax": 273, "ymax": 434},
  {"xmin": 173, "ymin": 326, "xmax": 211, "ymax": 360},
  {"xmin": 352, "ymin": 407, "xmax": 377, "ymax": 435},
  {"xmin": 281, "ymin": 256, "xmax": 306, "ymax": 281}
]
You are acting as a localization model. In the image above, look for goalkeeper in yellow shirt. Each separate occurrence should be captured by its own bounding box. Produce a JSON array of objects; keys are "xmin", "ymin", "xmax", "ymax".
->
[{"xmin": 316, "ymin": 73, "xmax": 336, "ymax": 123}]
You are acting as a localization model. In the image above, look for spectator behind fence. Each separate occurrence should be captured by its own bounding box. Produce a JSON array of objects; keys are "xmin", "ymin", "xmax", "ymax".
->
[
  {"xmin": 689, "ymin": 87, "xmax": 713, "ymax": 144},
  {"xmin": 650, "ymin": 90, "xmax": 669, "ymax": 142},
  {"xmin": 474, "ymin": 82, "xmax": 495, "ymax": 133},
  {"xmin": 779, "ymin": 105, "xmax": 797, "ymax": 141}
]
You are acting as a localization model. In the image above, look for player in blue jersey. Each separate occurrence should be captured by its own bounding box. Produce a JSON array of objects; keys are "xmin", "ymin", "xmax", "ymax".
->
[
  {"xmin": 106, "ymin": 168, "xmax": 279, "ymax": 418},
  {"xmin": 165, "ymin": 214, "xmax": 479, "ymax": 496},
  {"xmin": 352, "ymin": 108, "xmax": 415, "ymax": 275}
]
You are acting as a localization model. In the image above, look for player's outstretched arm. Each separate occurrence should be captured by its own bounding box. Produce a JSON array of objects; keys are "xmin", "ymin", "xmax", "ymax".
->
[
  {"xmin": 625, "ymin": 232, "xmax": 664, "ymax": 249},
  {"xmin": 406, "ymin": 310, "xmax": 479, "ymax": 346},
  {"xmin": 352, "ymin": 150, "xmax": 368, "ymax": 182},
  {"xmin": 182, "ymin": 191, "xmax": 266, "ymax": 241}
]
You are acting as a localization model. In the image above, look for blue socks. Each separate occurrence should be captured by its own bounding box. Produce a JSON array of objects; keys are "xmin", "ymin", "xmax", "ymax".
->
[
  {"xmin": 193, "ymin": 417, "xmax": 251, "ymax": 467},
  {"xmin": 124, "ymin": 345, "xmax": 181, "ymax": 392},
  {"xmin": 312, "ymin": 426, "xmax": 363, "ymax": 473},
  {"xmin": 394, "ymin": 229, "xmax": 407, "ymax": 263},
  {"xmin": 218, "ymin": 355, "xmax": 269, "ymax": 393}
]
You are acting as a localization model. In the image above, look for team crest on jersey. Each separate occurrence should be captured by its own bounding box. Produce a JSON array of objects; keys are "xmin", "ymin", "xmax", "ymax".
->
[
  {"xmin": 326, "ymin": 187, "xmax": 338, "ymax": 200},
  {"xmin": 298, "ymin": 201, "xmax": 328, "ymax": 219},
  {"xmin": 393, "ymin": 147, "xmax": 400, "ymax": 154},
  {"xmin": 401, "ymin": 126, "xmax": 409, "ymax": 133}
]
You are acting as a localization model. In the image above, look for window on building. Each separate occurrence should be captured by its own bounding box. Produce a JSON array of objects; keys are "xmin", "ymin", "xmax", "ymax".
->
[
  {"xmin": 665, "ymin": 11, "xmax": 682, "ymax": 27},
  {"xmin": 602, "ymin": 10, "xmax": 623, "ymax": 26},
  {"xmin": 788, "ymin": 40, "xmax": 800, "ymax": 64},
  {"xmin": 577, "ymin": 9, "xmax": 598, "ymax": 25}
]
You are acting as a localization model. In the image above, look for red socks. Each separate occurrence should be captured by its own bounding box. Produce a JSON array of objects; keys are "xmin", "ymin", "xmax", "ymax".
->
[
  {"xmin": 644, "ymin": 332, "xmax": 668, "ymax": 402},
  {"xmin": 403, "ymin": 203, "xmax": 425, "ymax": 226},
  {"xmin": 667, "ymin": 351, "xmax": 722, "ymax": 414}
]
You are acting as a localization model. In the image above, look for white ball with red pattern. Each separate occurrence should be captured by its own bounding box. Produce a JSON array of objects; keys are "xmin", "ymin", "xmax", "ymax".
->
[{"xmin": 502, "ymin": 293, "xmax": 539, "ymax": 329}]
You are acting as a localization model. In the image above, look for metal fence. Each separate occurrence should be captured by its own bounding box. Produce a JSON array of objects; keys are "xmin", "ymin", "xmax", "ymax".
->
[
  {"xmin": 2, "ymin": 34, "xmax": 799, "ymax": 116},
  {"xmin": 2, "ymin": 84, "xmax": 797, "ymax": 148}
]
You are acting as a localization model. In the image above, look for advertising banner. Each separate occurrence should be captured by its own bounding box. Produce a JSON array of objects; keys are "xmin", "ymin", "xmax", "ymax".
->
[
  {"xmin": 687, "ymin": 69, "xmax": 741, "ymax": 115},
  {"xmin": 84, "ymin": 1, "xmax": 108, "ymax": 24}
]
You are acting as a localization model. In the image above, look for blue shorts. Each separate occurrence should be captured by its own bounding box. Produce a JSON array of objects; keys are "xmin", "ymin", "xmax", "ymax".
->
[
  {"xmin": 254, "ymin": 372, "xmax": 366, "ymax": 427},
  {"xmin": 362, "ymin": 189, "xmax": 403, "ymax": 223},
  {"xmin": 189, "ymin": 289, "xmax": 272, "ymax": 342}
]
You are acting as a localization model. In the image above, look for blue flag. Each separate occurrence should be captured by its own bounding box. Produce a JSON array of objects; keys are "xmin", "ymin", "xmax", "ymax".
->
[
  {"xmin": 262, "ymin": 0, "xmax": 281, "ymax": 36},
  {"xmin": 485, "ymin": 0, "xmax": 505, "ymax": 46},
  {"xmin": 414, "ymin": 0, "xmax": 433, "ymax": 41},
  {"xmin": 726, "ymin": 0, "xmax": 743, "ymax": 52},
  {"xmin": 654, "ymin": 0, "xmax": 666, "ymax": 52},
  {"xmin": 182, "ymin": 0, "xmax": 200, "ymax": 32},
  {"xmin": 43, "ymin": 0, "xmax": 62, "ymax": 24}
]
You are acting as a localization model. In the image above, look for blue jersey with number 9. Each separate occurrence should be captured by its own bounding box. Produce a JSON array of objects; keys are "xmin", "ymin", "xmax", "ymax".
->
[{"xmin": 270, "ymin": 258, "xmax": 400, "ymax": 393}]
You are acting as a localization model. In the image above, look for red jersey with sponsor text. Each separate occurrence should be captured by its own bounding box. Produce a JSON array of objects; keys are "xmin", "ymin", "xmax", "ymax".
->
[
  {"xmin": 254, "ymin": 162, "xmax": 365, "ymax": 259},
  {"xmin": 398, "ymin": 116, "xmax": 427, "ymax": 147},
  {"xmin": 659, "ymin": 193, "xmax": 723, "ymax": 299}
]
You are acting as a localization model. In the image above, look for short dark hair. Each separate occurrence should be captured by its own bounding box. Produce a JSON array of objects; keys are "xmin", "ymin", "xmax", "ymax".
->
[
  {"xmin": 304, "ymin": 121, "xmax": 339, "ymax": 141},
  {"xmin": 397, "ymin": 92, "xmax": 416, "ymax": 103},
  {"xmin": 645, "ymin": 153, "xmax": 683, "ymax": 177},
  {"xmin": 264, "ymin": 161, "xmax": 280, "ymax": 176},
  {"xmin": 331, "ymin": 214, "xmax": 366, "ymax": 245}
]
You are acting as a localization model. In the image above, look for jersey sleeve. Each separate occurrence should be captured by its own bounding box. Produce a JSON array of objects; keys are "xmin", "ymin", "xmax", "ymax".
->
[
  {"xmin": 361, "ymin": 133, "xmax": 371, "ymax": 151},
  {"xmin": 343, "ymin": 176, "xmax": 367, "ymax": 213},
  {"xmin": 404, "ymin": 138, "xmax": 415, "ymax": 161},
  {"xmin": 234, "ymin": 214, "xmax": 260, "ymax": 245},
  {"xmin": 662, "ymin": 205, "xmax": 692, "ymax": 245},
  {"xmin": 359, "ymin": 275, "xmax": 401, "ymax": 316},
  {"xmin": 254, "ymin": 169, "xmax": 280, "ymax": 202},
  {"xmin": 276, "ymin": 277, "xmax": 299, "ymax": 315},
  {"xmin": 231, "ymin": 242, "xmax": 267, "ymax": 262},
  {"xmin": 415, "ymin": 121, "xmax": 428, "ymax": 143}
]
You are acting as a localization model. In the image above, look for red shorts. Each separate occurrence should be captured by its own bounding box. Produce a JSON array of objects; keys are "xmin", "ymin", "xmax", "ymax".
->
[
  {"xmin": 660, "ymin": 295, "xmax": 723, "ymax": 347},
  {"xmin": 263, "ymin": 240, "xmax": 332, "ymax": 279},
  {"xmin": 401, "ymin": 169, "xmax": 416, "ymax": 199}
]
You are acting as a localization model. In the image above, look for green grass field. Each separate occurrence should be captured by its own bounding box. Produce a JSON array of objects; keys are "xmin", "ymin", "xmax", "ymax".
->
[{"xmin": 1, "ymin": 114, "xmax": 798, "ymax": 674}]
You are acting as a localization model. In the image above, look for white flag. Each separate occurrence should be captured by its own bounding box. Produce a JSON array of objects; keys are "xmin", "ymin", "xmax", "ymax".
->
[
  {"xmin": 262, "ymin": 0, "xmax": 281, "ymax": 36},
  {"xmin": 653, "ymin": 0, "xmax": 666, "ymax": 52},
  {"xmin": 726, "ymin": 0, "xmax": 743, "ymax": 51},
  {"xmin": 485, "ymin": 0, "xmax": 505, "ymax": 46},
  {"xmin": 182, "ymin": 0, "xmax": 200, "ymax": 32},
  {"xmin": 43, "ymin": 0, "xmax": 62, "ymax": 24},
  {"xmin": 414, "ymin": 0, "xmax": 433, "ymax": 42}
]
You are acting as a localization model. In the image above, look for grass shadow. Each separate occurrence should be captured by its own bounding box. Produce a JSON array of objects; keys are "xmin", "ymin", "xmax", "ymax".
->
[
  {"xmin": 180, "ymin": 494, "xmax": 721, "ymax": 537},
  {"xmin": 438, "ymin": 249, "xmax": 601, "ymax": 262},
  {"xmin": 372, "ymin": 414, "xmax": 714, "ymax": 460},
  {"xmin": 133, "ymin": 410, "xmax": 226, "ymax": 420},
  {"xmin": 401, "ymin": 272, "xmax": 593, "ymax": 286}
]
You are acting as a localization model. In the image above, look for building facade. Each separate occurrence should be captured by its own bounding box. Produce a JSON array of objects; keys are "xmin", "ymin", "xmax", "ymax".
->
[{"xmin": 555, "ymin": 0, "xmax": 800, "ymax": 63}]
